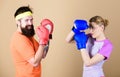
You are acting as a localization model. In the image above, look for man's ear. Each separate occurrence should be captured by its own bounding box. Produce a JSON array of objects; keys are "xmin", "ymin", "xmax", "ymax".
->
[{"xmin": 16, "ymin": 20, "xmax": 20, "ymax": 26}]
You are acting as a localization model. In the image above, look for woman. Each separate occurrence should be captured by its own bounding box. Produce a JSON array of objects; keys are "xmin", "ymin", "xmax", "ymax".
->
[{"xmin": 66, "ymin": 16, "xmax": 113, "ymax": 77}]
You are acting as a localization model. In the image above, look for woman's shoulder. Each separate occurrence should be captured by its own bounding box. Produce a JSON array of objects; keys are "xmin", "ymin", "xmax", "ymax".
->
[{"xmin": 103, "ymin": 39, "xmax": 113, "ymax": 48}]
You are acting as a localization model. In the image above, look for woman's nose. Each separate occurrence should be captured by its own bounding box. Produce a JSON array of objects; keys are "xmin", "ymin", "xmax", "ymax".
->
[{"xmin": 89, "ymin": 29, "xmax": 93, "ymax": 34}]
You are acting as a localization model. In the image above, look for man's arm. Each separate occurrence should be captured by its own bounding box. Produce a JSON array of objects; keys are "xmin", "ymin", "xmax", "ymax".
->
[
  {"xmin": 28, "ymin": 25, "xmax": 49, "ymax": 67},
  {"xmin": 42, "ymin": 41, "xmax": 50, "ymax": 58},
  {"xmin": 28, "ymin": 45, "xmax": 45, "ymax": 67}
]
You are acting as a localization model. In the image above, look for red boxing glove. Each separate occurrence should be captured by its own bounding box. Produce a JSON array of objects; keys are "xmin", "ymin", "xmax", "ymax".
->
[
  {"xmin": 36, "ymin": 26, "xmax": 49, "ymax": 45},
  {"xmin": 41, "ymin": 19, "xmax": 54, "ymax": 39}
]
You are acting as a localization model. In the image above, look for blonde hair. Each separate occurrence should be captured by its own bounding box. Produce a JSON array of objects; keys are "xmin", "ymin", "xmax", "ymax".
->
[{"xmin": 89, "ymin": 16, "xmax": 109, "ymax": 28}]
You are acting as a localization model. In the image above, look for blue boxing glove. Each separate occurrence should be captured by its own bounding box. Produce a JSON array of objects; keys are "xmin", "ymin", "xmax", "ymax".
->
[
  {"xmin": 72, "ymin": 19, "xmax": 89, "ymax": 34},
  {"xmin": 74, "ymin": 32, "xmax": 88, "ymax": 50}
]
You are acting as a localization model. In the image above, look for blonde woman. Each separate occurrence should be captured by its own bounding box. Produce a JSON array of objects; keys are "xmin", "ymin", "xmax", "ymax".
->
[{"xmin": 66, "ymin": 16, "xmax": 113, "ymax": 77}]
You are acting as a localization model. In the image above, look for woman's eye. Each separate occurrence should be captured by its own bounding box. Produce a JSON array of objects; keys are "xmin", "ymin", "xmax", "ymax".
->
[{"xmin": 90, "ymin": 26, "xmax": 93, "ymax": 29}]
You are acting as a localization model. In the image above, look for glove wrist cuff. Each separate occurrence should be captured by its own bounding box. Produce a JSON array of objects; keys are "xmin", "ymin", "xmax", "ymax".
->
[
  {"xmin": 77, "ymin": 43, "xmax": 86, "ymax": 50},
  {"xmin": 72, "ymin": 26, "xmax": 79, "ymax": 34},
  {"xmin": 39, "ymin": 40, "xmax": 48, "ymax": 45}
]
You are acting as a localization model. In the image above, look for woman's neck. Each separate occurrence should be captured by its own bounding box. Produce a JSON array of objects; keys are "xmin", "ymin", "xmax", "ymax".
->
[{"xmin": 96, "ymin": 33, "xmax": 106, "ymax": 41}]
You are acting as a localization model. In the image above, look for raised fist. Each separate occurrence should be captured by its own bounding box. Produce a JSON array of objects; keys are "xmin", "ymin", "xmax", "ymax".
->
[{"xmin": 41, "ymin": 19, "xmax": 54, "ymax": 39}]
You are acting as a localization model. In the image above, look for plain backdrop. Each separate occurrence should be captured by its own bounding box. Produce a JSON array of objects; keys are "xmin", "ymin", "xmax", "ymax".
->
[{"xmin": 0, "ymin": 0, "xmax": 120, "ymax": 77}]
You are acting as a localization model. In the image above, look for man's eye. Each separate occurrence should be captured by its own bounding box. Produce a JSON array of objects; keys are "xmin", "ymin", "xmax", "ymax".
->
[{"xmin": 25, "ymin": 19, "xmax": 28, "ymax": 22}]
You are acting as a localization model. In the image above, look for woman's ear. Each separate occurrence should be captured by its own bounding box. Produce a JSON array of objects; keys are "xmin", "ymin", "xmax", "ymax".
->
[{"xmin": 101, "ymin": 25, "xmax": 105, "ymax": 30}]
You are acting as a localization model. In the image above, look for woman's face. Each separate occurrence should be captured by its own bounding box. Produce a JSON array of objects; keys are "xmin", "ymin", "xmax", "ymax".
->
[{"xmin": 89, "ymin": 22, "xmax": 104, "ymax": 39}]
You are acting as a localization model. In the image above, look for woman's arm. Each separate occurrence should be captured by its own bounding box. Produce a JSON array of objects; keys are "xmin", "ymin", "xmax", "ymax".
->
[
  {"xmin": 66, "ymin": 31, "xmax": 75, "ymax": 43},
  {"xmin": 80, "ymin": 49, "xmax": 105, "ymax": 67}
]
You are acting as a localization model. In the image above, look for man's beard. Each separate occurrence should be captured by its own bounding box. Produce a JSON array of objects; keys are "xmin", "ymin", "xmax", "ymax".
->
[{"xmin": 20, "ymin": 25, "xmax": 35, "ymax": 37}]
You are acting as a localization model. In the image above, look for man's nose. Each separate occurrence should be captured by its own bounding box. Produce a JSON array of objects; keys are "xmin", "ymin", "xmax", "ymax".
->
[
  {"xmin": 28, "ymin": 20, "xmax": 33, "ymax": 25},
  {"xmin": 28, "ymin": 21, "xmax": 32, "ymax": 25}
]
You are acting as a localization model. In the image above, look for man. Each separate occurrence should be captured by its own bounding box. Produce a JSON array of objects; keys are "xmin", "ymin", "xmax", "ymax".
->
[{"xmin": 10, "ymin": 6, "xmax": 50, "ymax": 77}]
